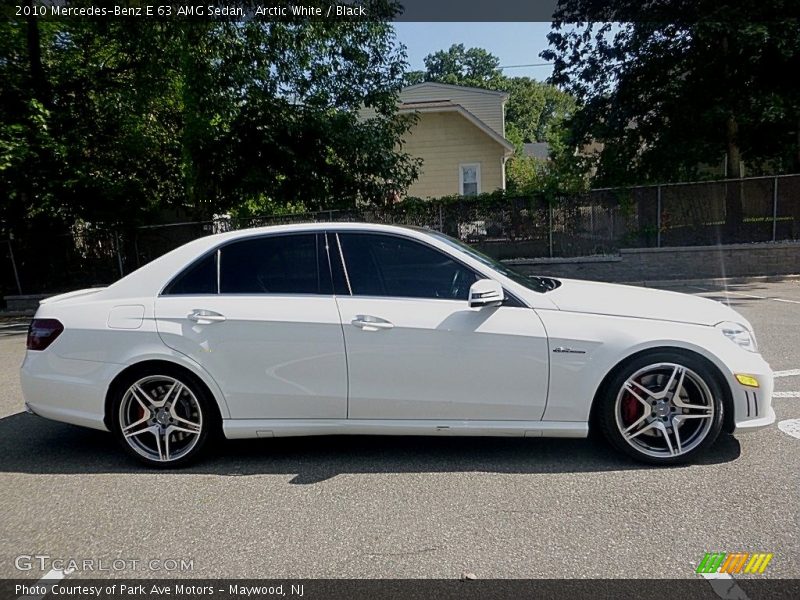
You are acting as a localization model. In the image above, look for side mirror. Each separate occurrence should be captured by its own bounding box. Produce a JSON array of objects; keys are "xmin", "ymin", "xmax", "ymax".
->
[{"xmin": 468, "ymin": 279, "xmax": 504, "ymax": 308}]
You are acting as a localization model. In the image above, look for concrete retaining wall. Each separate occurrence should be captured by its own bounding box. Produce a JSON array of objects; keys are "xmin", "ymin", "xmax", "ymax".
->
[
  {"xmin": 3, "ymin": 294, "xmax": 47, "ymax": 313},
  {"xmin": 506, "ymin": 241, "xmax": 800, "ymax": 283}
]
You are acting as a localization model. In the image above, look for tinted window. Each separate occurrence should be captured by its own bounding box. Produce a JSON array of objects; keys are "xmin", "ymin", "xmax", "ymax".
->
[
  {"xmin": 338, "ymin": 233, "xmax": 478, "ymax": 300},
  {"xmin": 220, "ymin": 234, "xmax": 326, "ymax": 294},
  {"xmin": 423, "ymin": 229, "xmax": 561, "ymax": 294},
  {"xmin": 163, "ymin": 252, "xmax": 217, "ymax": 295}
]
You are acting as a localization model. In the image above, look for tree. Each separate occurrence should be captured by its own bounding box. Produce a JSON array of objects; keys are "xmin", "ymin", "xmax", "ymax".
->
[
  {"xmin": 503, "ymin": 77, "xmax": 577, "ymax": 146},
  {"xmin": 1, "ymin": 6, "xmax": 419, "ymax": 238},
  {"xmin": 404, "ymin": 70, "xmax": 426, "ymax": 86},
  {"xmin": 542, "ymin": 1, "xmax": 800, "ymax": 227},
  {"xmin": 220, "ymin": 19, "xmax": 420, "ymax": 212},
  {"xmin": 422, "ymin": 44, "xmax": 505, "ymax": 89}
]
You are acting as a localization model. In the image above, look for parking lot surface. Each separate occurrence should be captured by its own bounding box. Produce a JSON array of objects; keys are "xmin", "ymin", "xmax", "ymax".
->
[{"xmin": 0, "ymin": 279, "xmax": 797, "ymax": 580}]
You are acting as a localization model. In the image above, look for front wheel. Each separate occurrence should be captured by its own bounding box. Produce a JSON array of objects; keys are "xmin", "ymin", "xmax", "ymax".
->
[
  {"xmin": 111, "ymin": 369, "xmax": 215, "ymax": 467},
  {"xmin": 599, "ymin": 352, "xmax": 725, "ymax": 465}
]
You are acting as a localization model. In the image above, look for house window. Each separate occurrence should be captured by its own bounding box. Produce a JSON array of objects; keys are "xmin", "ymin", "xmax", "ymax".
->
[{"xmin": 459, "ymin": 163, "xmax": 481, "ymax": 196}]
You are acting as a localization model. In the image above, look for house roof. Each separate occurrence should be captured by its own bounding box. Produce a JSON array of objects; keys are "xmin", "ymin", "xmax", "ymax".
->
[
  {"xmin": 403, "ymin": 81, "xmax": 510, "ymax": 100},
  {"xmin": 523, "ymin": 142, "xmax": 551, "ymax": 160},
  {"xmin": 399, "ymin": 101, "xmax": 515, "ymax": 156}
]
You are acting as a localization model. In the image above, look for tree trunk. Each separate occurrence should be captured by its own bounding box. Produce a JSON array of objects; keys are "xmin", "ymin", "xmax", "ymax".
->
[
  {"xmin": 25, "ymin": 12, "xmax": 48, "ymax": 106},
  {"xmin": 720, "ymin": 32, "xmax": 743, "ymax": 239},
  {"xmin": 724, "ymin": 115, "xmax": 744, "ymax": 238},
  {"xmin": 22, "ymin": 11, "xmax": 47, "ymax": 240},
  {"xmin": 796, "ymin": 115, "xmax": 800, "ymax": 172}
]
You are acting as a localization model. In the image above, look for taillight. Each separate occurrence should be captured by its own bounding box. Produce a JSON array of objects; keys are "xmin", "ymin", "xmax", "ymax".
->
[{"xmin": 27, "ymin": 319, "xmax": 64, "ymax": 351}]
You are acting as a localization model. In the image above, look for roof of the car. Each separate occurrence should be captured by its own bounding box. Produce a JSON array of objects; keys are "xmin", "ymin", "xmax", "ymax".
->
[{"xmin": 204, "ymin": 221, "xmax": 431, "ymax": 243}]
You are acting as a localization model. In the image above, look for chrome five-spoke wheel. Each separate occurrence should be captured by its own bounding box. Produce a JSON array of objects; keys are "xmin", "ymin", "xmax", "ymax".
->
[
  {"xmin": 601, "ymin": 353, "xmax": 724, "ymax": 464},
  {"xmin": 116, "ymin": 374, "xmax": 206, "ymax": 465},
  {"xmin": 616, "ymin": 363, "xmax": 714, "ymax": 458}
]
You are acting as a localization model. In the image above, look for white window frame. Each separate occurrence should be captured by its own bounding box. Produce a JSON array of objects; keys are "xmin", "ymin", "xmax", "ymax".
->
[{"xmin": 459, "ymin": 163, "xmax": 481, "ymax": 196}]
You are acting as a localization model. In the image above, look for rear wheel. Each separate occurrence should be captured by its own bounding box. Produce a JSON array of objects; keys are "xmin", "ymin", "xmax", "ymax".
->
[
  {"xmin": 111, "ymin": 369, "xmax": 215, "ymax": 467},
  {"xmin": 599, "ymin": 352, "xmax": 724, "ymax": 465}
]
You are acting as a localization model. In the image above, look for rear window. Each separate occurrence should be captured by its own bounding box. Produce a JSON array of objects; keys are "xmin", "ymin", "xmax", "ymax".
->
[{"xmin": 219, "ymin": 234, "xmax": 325, "ymax": 295}]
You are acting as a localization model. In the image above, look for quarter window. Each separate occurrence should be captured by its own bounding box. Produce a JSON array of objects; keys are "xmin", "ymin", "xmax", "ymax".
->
[
  {"xmin": 162, "ymin": 252, "xmax": 217, "ymax": 295},
  {"xmin": 220, "ymin": 234, "xmax": 326, "ymax": 294},
  {"xmin": 338, "ymin": 233, "xmax": 479, "ymax": 300}
]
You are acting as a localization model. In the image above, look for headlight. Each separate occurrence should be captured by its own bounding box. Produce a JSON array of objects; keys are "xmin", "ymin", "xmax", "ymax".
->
[{"xmin": 716, "ymin": 321, "xmax": 758, "ymax": 352}]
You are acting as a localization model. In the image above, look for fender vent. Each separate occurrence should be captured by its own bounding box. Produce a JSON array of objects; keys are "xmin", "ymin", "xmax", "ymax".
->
[{"xmin": 745, "ymin": 391, "xmax": 760, "ymax": 418}]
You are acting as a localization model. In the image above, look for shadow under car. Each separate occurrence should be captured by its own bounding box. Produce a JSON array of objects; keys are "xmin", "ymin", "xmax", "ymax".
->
[{"xmin": 0, "ymin": 412, "xmax": 742, "ymax": 483}]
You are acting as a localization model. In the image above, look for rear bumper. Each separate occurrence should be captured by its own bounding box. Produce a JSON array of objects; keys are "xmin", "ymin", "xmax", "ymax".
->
[{"xmin": 20, "ymin": 350, "xmax": 115, "ymax": 432}]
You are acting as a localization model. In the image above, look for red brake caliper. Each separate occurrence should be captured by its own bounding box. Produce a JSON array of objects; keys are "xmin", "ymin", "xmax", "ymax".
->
[{"xmin": 621, "ymin": 389, "xmax": 641, "ymax": 426}]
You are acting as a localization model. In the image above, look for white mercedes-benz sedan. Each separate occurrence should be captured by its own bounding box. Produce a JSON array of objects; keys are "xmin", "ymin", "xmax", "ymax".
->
[{"xmin": 21, "ymin": 223, "xmax": 774, "ymax": 467}]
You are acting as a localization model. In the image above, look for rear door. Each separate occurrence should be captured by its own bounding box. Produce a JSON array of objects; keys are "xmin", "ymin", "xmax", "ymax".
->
[
  {"xmin": 333, "ymin": 231, "xmax": 549, "ymax": 421},
  {"xmin": 154, "ymin": 232, "xmax": 347, "ymax": 419}
]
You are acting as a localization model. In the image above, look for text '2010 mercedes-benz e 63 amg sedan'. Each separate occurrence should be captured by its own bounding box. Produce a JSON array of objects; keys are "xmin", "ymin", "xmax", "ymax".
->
[{"xmin": 21, "ymin": 223, "xmax": 774, "ymax": 467}]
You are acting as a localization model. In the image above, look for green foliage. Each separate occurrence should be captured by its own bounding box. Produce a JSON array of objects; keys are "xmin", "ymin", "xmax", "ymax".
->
[
  {"xmin": 543, "ymin": 3, "xmax": 800, "ymax": 186},
  {"xmin": 422, "ymin": 44, "xmax": 506, "ymax": 89},
  {"xmin": 0, "ymin": 7, "xmax": 419, "ymax": 236},
  {"xmin": 404, "ymin": 70, "xmax": 426, "ymax": 86},
  {"xmin": 229, "ymin": 196, "xmax": 309, "ymax": 221},
  {"xmin": 503, "ymin": 77, "xmax": 576, "ymax": 146},
  {"xmin": 505, "ymin": 155, "xmax": 545, "ymax": 196},
  {"xmin": 403, "ymin": 189, "xmax": 528, "ymax": 208}
]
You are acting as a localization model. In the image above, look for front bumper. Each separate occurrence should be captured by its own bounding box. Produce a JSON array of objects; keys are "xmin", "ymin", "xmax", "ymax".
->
[
  {"xmin": 728, "ymin": 357, "xmax": 775, "ymax": 434},
  {"xmin": 734, "ymin": 406, "xmax": 776, "ymax": 433}
]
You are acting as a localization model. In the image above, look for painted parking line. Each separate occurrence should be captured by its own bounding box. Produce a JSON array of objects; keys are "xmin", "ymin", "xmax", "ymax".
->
[
  {"xmin": 723, "ymin": 289, "xmax": 800, "ymax": 304},
  {"xmin": 688, "ymin": 285, "xmax": 800, "ymax": 305},
  {"xmin": 778, "ymin": 419, "xmax": 800, "ymax": 440},
  {"xmin": 773, "ymin": 391, "xmax": 800, "ymax": 398},
  {"xmin": 774, "ymin": 369, "xmax": 800, "ymax": 378},
  {"xmin": 17, "ymin": 568, "xmax": 75, "ymax": 600},
  {"xmin": 699, "ymin": 572, "xmax": 750, "ymax": 600}
]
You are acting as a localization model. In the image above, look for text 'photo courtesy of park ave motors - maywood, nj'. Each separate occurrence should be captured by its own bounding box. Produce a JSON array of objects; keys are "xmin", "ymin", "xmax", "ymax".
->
[{"xmin": 14, "ymin": 583, "xmax": 304, "ymax": 598}]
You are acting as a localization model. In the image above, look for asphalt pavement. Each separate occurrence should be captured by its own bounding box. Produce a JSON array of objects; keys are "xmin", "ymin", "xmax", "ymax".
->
[{"xmin": 0, "ymin": 279, "xmax": 797, "ymax": 581}]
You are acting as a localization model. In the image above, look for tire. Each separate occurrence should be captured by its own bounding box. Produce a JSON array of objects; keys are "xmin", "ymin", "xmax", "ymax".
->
[
  {"xmin": 598, "ymin": 351, "xmax": 725, "ymax": 465},
  {"xmin": 110, "ymin": 366, "xmax": 217, "ymax": 468}
]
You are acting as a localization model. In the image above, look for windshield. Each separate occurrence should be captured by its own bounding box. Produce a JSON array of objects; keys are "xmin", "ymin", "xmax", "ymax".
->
[{"xmin": 418, "ymin": 228, "xmax": 560, "ymax": 294}]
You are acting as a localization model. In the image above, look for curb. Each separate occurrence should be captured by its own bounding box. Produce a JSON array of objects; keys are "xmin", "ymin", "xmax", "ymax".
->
[
  {"xmin": 623, "ymin": 274, "xmax": 800, "ymax": 287},
  {"xmin": 0, "ymin": 311, "xmax": 35, "ymax": 319}
]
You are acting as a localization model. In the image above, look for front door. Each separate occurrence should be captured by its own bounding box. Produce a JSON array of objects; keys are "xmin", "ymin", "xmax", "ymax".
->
[
  {"xmin": 154, "ymin": 232, "xmax": 347, "ymax": 419},
  {"xmin": 333, "ymin": 232, "xmax": 549, "ymax": 421}
]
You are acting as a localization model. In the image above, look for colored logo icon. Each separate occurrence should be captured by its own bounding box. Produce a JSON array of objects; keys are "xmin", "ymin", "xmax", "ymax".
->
[{"xmin": 696, "ymin": 552, "xmax": 773, "ymax": 574}]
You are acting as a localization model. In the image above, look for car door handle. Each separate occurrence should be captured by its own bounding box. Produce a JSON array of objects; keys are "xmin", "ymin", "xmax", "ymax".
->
[
  {"xmin": 188, "ymin": 309, "xmax": 226, "ymax": 324},
  {"xmin": 351, "ymin": 315, "xmax": 394, "ymax": 331}
]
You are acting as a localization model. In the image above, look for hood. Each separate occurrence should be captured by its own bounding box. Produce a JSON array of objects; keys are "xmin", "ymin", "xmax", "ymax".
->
[{"xmin": 544, "ymin": 279, "xmax": 748, "ymax": 327}]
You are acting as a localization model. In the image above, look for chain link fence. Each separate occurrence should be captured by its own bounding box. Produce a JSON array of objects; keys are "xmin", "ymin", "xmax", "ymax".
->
[{"xmin": 2, "ymin": 174, "xmax": 800, "ymax": 297}]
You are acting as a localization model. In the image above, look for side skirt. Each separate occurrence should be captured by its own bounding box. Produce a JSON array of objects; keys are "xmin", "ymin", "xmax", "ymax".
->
[{"xmin": 223, "ymin": 419, "xmax": 588, "ymax": 440}]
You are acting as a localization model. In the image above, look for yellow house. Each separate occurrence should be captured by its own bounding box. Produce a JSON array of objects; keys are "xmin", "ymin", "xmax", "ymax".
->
[{"xmin": 398, "ymin": 83, "xmax": 515, "ymax": 199}]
